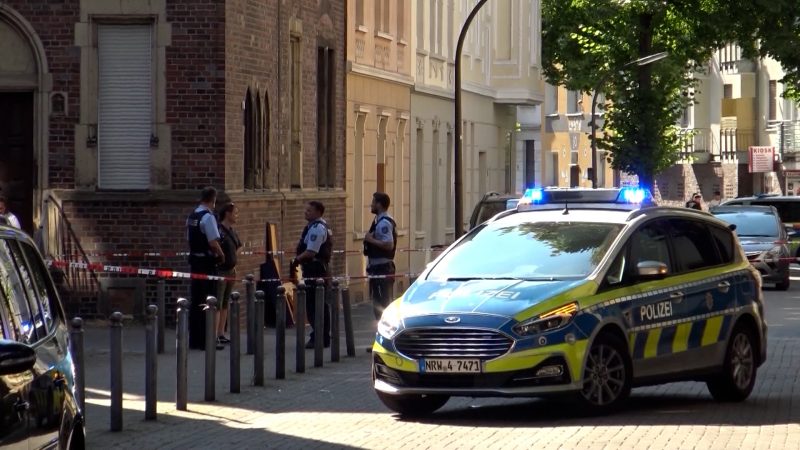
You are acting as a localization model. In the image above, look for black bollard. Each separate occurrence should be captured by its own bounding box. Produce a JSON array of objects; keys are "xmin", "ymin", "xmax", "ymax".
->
[
  {"xmin": 69, "ymin": 318, "xmax": 85, "ymax": 415},
  {"xmin": 245, "ymin": 274, "xmax": 255, "ymax": 355},
  {"xmin": 314, "ymin": 279, "xmax": 325, "ymax": 368},
  {"xmin": 253, "ymin": 290, "xmax": 265, "ymax": 386},
  {"xmin": 204, "ymin": 296, "xmax": 217, "ymax": 402},
  {"xmin": 109, "ymin": 311, "xmax": 123, "ymax": 432},
  {"xmin": 145, "ymin": 305, "xmax": 158, "ymax": 420},
  {"xmin": 329, "ymin": 280, "xmax": 340, "ymax": 362},
  {"xmin": 295, "ymin": 282, "xmax": 306, "ymax": 373},
  {"xmin": 341, "ymin": 287, "xmax": 356, "ymax": 357},
  {"xmin": 275, "ymin": 286, "xmax": 286, "ymax": 379},
  {"xmin": 157, "ymin": 279, "xmax": 166, "ymax": 354},
  {"xmin": 176, "ymin": 298, "xmax": 189, "ymax": 411},
  {"xmin": 229, "ymin": 291, "xmax": 241, "ymax": 393}
]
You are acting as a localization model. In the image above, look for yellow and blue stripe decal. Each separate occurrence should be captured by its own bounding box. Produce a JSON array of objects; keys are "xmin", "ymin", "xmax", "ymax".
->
[{"xmin": 629, "ymin": 311, "xmax": 734, "ymax": 359}]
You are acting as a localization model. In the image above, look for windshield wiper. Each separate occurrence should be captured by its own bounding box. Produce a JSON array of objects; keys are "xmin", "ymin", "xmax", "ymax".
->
[{"xmin": 445, "ymin": 276, "xmax": 562, "ymax": 282}]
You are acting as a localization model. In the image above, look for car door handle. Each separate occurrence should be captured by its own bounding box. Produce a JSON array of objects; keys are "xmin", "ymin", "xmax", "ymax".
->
[
  {"xmin": 670, "ymin": 291, "xmax": 684, "ymax": 298},
  {"xmin": 718, "ymin": 281, "xmax": 731, "ymax": 293}
]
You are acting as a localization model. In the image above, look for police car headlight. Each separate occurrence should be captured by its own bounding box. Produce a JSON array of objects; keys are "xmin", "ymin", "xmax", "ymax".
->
[
  {"xmin": 377, "ymin": 303, "xmax": 402, "ymax": 340},
  {"xmin": 513, "ymin": 302, "xmax": 579, "ymax": 337}
]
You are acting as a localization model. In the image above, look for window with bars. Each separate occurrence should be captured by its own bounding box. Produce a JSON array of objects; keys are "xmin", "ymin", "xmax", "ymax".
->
[{"xmin": 769, "ymin": 80, "xmax": 777, "ymax": 121}]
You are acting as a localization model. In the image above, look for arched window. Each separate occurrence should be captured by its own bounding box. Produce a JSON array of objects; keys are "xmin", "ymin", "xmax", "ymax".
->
[
  {"xmin": 243, "ymin": 89, "xmax": 254, "ymax": 190},
  {"xmin": 254, "ymin": 90, "xmax": 263, "ymax": 189},
  {"xmin": 262, "ymin": 91, "xmax": 271, "ymax": 189}
]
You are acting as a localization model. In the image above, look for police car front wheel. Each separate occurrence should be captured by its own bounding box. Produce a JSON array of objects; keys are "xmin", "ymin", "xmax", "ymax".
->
[
  {"xmin": 706, "ymin": 325, "xmax": 757, "ymax": 402},
  {"xmin": 576, "ymin": 333, "xmax": 632, "ymax": 414},
  {"xmin": 375, "ymin": 391, "xmax": 450, "ymax": 417}
]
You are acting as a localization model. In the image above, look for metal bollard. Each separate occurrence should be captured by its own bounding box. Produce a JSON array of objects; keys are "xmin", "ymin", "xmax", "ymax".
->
[
  {"xmin": 342, "ymin": 287, "xmax": 356, "ymax": 357},
  {"xmin": 69, "ymin": 318, "xmax": 85, "ymax": 415},
  {"xmin": 295, "ymin": 282, "xmax": 306, "ymax": 373},
  {"xmin": 314, "ymin": 279, "xmax": 325, "ymax": 368},
  {"xmin": 275, "ymin": 286, "xmax": 286, "ymax": 379},
  {"xmin": 329, "ymin": 280, "xmax": 340, "ymax": 362},
  {"xmin": 245, "ymin": 274, "xmax": 255, "ymax": 355},
  {"xmin": 145, "ymin": 305, "xmax": 158, "ymax": 420},
  {"xmin": 157, "ymin": 279, "xmax": 166, "ymax": 354},
  {"xmin": 253, "ymin": 290, "xmax": 265, "ymax": 386},
  {"xmin": 176, "ymin": 298, "xmax": 189, "ymax": 411},
  {"xmin": 204, "ymin": 296, "xmax": 217, "ymax": 402},
  {"xmin": 229, "ymin": 291, "xmax": 241, "ymax": 393},
  {"xmin": 109, "ymin": 311, "xmax": 123, "ymax": 432}
]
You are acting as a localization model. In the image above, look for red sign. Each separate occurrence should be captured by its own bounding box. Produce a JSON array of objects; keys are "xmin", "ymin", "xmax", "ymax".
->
[{"xmin": 748, "ymin": 146, "xmax": 775, "ymax": 173}]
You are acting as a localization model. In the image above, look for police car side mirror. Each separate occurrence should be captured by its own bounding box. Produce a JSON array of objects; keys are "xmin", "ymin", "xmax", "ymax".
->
[{"xmin": 637, "ymin": 261, "xmax": 669, "ymax": 280}]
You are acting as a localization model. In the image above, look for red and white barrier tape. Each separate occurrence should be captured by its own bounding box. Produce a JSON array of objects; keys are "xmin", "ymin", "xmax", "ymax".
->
[
  {"xmin": 47, "ymin": 259, "xmax": 420, "ymax": 285},
  {"xmin": 57, "ymin": 247, "xmax": 446, "ymax": 259}
]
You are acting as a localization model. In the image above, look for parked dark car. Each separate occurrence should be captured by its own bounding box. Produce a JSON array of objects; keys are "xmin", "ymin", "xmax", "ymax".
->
[
  {"xmin": 0, "ymin": 226, "xmax": 84, "ymax": 449},
  {"xmin": 721, "ymin": 194, "xmax": 800, "ymax": 259},
  {"xmin": 711, "ymin": 205, "xmax": 791, "ymax": 290},
  {"xmin": 468, "ymin": 192, "xmax": 518, "ymax": 230}
]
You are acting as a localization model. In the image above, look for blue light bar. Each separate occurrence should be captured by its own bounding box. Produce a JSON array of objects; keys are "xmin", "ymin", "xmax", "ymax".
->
[{"xmin": 619, "ymin": 187, "xmax": 647, "ymax": 204}]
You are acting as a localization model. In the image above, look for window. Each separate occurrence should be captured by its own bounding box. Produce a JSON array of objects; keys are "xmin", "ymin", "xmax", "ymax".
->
[
  {"xmin": 567, "ymin": 91, "xmax": 581, "ymax": 114},
  {"xmin": 769, "ymin": 80, "xmax": 777, "ymax": 121},
  {"xmin": 709, "ymin": 225, "xmax": 735, "ymax": 264},
  {"xmin": 356, "ymin": 0, "xmax": 365, "ymax": 26},
  {"xmin": 377, "ymin": 116, "xmax": 388, "ymax": 192},
  {"xmin": 630, "ymin": 221, "xmax": 672, "ymax": 270},
  {"xmin": 416, "ymin": 0, "xmax": 425, "ymax": 49},
  {"xmin": 317, "ymin": 47, "xmax": 335, "ymax": 188},
  {"xmin": 668, "ymin": 219, "xmax": 722, "ymax": 272},
  {"xmin": 545, "ymin": 84, "xmax": 558, "ymax": 115},
  {"xmin": 397, "ymin": 0, "xmax": 405, "ymax": 40},
  {"xmin": 723, "ymin": 83, "xmax": 733, "ymax": 99},
  {"xmin": 10, "ymin": 242, "xmax": 48, "ymax": 340},
  {"xmin": 97, "ymin": 24, "xmax": 153, "ymax": 190},
  {"xmin": 0, "ymin": 239, "xmax": 38, "ymax": 343},
  {"xmin": 243, "ymin": 90, "xmax": 255, "ymax": 189},
  {"xmin": 376, "ymin": 0, "xmax": 390, "ymax": 33},
  {"xmin": 355, "ymin": 113, "xmax": 367, "ymax": 232},
  {"xmin": 290, "ymin": 35, "xmax": 303, "ymax": 188},
  {"xmin": 603, "ymin": 245, "xmax": 630, "ymax": 287},
  {"xmin": 415, "ymin": 126, "xmax": 424, "ymax": 230}
]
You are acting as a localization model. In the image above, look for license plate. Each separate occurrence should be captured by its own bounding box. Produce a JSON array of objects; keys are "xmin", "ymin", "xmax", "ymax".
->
[{"xmin": 420, "ymin": 358, "xmax": 481, "ymax": 373}]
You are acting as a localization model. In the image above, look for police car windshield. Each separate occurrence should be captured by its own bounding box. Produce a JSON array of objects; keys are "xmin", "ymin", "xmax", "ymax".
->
[{"xmin": 427, "ymin": 217, "xmax": 623, "ymax": 280}]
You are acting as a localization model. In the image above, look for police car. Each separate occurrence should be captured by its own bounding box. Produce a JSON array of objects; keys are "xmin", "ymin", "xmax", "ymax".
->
[{"xmin": 372, "ymin": 187, "xmax": 766, "ymax": 416}]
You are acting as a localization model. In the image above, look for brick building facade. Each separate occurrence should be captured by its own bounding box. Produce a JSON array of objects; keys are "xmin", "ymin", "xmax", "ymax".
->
[{"xmin": 0, "ymin": 0, "xmax": 346, "ymax": 320}]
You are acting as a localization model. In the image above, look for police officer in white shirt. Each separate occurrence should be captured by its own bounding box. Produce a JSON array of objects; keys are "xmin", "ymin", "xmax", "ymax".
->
[
  {"xmin": 363, "ymin": 192, "xmax": 398, "ymax": 321},
  {"xmin": 292, "ymin": 201, "xmax": 333, "ymax": 348}
]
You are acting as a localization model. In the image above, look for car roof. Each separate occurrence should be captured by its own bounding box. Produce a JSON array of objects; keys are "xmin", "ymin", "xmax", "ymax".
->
[
  {"xmin": 725, "ymin": 195, "xmax": 800, "ymax": 203},
  {"xmin": 710, "ymin": 205, "xmax": 778, "ymax": 214},
  {"xmin": 492, "ymin": 205, "xmax": 729, "ymax": 227}
]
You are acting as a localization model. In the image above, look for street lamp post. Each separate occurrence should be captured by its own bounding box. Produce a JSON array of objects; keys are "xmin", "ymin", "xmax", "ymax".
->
[
  {"xmin": 454, "ymin": 0, "xmax": 489, "ymax": 239},
  {"xmin": 589, "ymin": 51, "xmax": 669, "ymax": 188}
]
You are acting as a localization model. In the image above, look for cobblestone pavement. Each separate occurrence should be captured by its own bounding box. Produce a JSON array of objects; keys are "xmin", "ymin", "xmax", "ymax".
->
[{"xmin": 84, "ymin": 287, "xmax": 800, "ymax": 450}]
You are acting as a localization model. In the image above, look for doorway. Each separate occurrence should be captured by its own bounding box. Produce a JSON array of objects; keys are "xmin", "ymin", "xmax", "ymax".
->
[{"xmin": 0, "ymin": 92, "xmax": 34, "ymax": 234}]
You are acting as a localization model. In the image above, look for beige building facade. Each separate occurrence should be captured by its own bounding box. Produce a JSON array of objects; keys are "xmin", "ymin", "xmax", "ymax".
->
[
  {"xmin": 345, "ymin": 0, "xmax": 413, "ymax": 300},
  {"xmin": 408, "ymin": 0, "xmax": 545, "ymax": 273}
]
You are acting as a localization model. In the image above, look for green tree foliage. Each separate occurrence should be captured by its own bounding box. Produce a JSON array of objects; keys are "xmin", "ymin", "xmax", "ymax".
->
[
  {"xmin": 541, "ymin": 0, "xmax": 798, "ymax": 187},
  {"xmin": 729, "ymin": 0, "xmax": 800, "ymax": 101}
]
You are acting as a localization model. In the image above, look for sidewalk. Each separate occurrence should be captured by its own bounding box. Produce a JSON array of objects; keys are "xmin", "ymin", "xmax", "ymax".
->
[{"xmin": 83, "ymin": 302, "xmax": 379, "ymax": 448}]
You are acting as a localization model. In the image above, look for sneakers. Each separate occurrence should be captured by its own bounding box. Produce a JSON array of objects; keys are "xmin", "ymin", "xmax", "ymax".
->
[{"xmin": 215, "ymin": 336, "xmax": 226, "ymax": 350}]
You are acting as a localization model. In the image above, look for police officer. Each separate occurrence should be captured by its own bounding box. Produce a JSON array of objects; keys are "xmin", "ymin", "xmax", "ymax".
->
[
  {"xmin": 186, "ymin": 186, "xmax": 225, "ymax": 350},
  {"xmin": 292, "ymin": 201, "xmax": 332, "ymax": 348},
  {"xmin": 364, "ymin": 192, "xmax": 397, "ymax": 321}
]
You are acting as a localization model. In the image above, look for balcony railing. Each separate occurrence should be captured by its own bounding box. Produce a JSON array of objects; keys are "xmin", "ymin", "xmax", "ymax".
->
[
  {"xmin": 720, "ymin": 128, "xmax": 754, "ymax": 159},
  {"xmin": 678, "ymin": 127, "xmax": 752, "ymax": 162},
  {"xmin": 780, "ymin": 120, "xmax": 800, "ymax": 154}
]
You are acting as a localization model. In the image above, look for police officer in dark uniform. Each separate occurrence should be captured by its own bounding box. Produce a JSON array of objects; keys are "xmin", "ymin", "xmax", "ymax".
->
[
  {"xmin": 364, "ymin": 192, "xmax": 397, "ymax": 321},
  {"xmin": 292, "ymin": 201, "xmax": 333, "ymax": 348},
  {"xmin": 186, "ymin": 186, "xmax": 225, "ymax": 350}
]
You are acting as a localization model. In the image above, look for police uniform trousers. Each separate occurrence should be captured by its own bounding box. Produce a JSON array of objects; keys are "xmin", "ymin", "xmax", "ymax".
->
[
  {"xmin": 368, "ymin": 261, "xmax": 395, "ymax": 320},
  {"xmin": 189, "ymin": 256, "xmax": 218, "ymax": 350},
  {"xmin": 304, "ymin": 266, "xmax": 331, "ymax": 344}
]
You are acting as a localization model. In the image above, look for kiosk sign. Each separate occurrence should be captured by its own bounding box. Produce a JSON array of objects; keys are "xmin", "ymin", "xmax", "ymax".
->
[{"xmin": 748, "ymin": 146, "xmax": 774, "ymax": 173}]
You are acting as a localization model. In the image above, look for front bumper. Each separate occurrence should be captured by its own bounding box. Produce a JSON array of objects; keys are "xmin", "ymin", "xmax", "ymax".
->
[
  {"xmin": 372, "ymin": 340, "xmax": 586, "ymax": 397},
  {"xmin": 747, "ymin": 257, "xmax": 789, "ymax": 282}
]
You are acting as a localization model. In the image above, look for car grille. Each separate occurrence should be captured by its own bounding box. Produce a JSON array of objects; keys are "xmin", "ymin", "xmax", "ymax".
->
[{"xmin": 394, "ymin": 328, "xmax": 513, "ymax": 360}]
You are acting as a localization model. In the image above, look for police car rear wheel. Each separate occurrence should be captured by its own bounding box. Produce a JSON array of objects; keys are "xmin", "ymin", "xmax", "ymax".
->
[
  {"xmin": 577, "ymin": 333, "xmax": 631, "ymax": 413},
  {"xmin": 375, "ymin": 391, "xmax": 449, "ymax": 417},
  {"xmin": 707, "ymin": 326, "xmax": 757, "ymax": 402}
]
